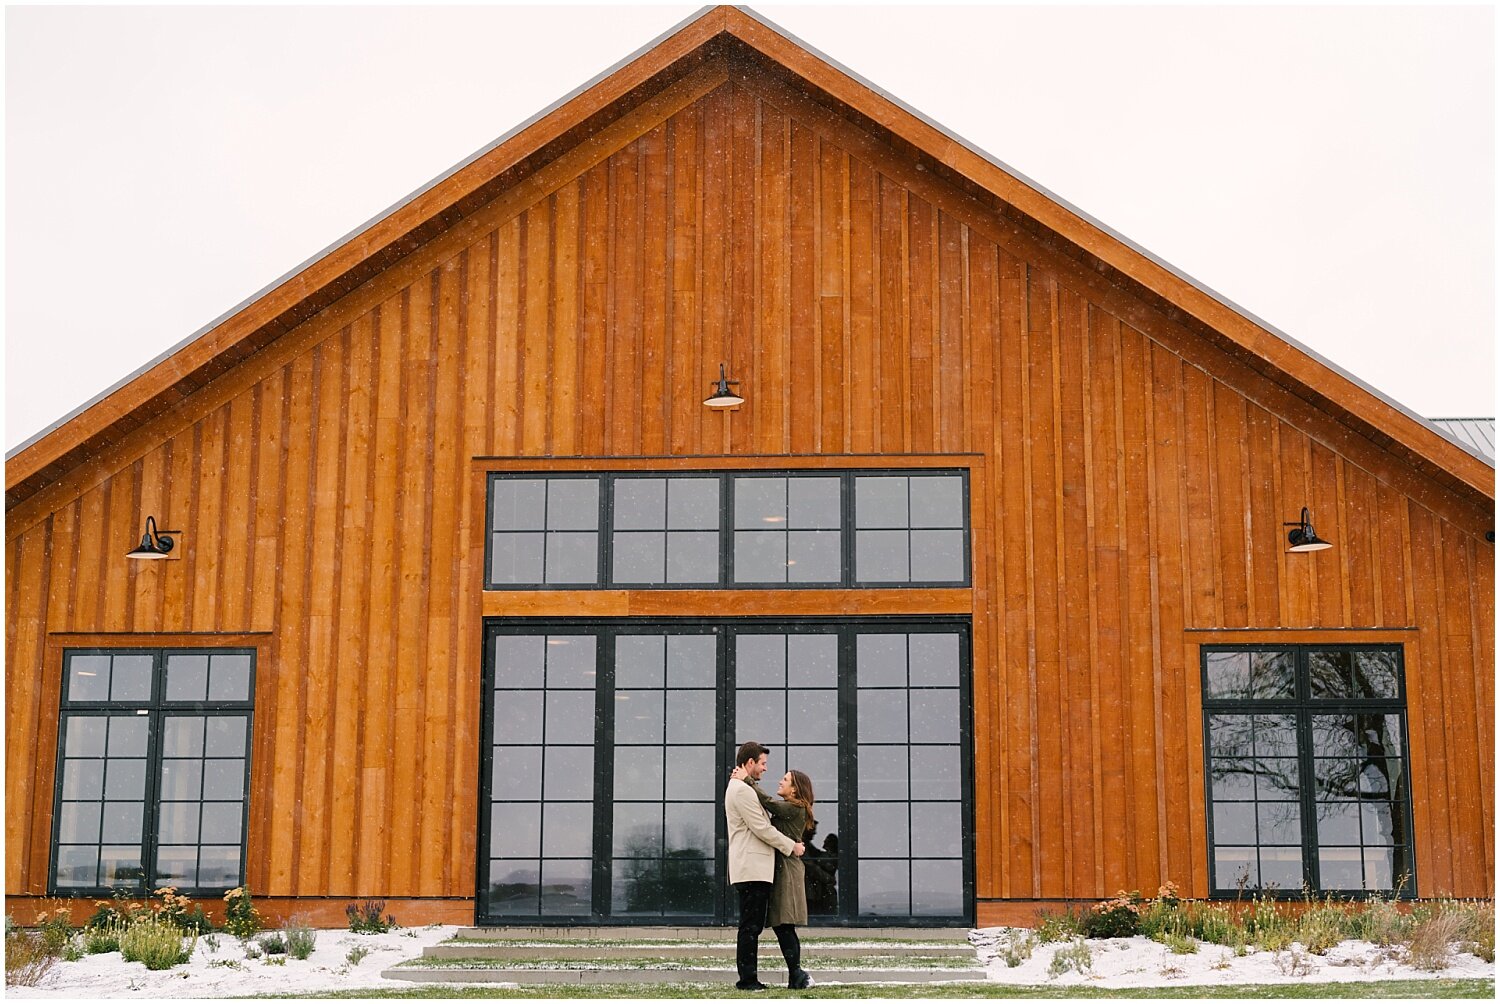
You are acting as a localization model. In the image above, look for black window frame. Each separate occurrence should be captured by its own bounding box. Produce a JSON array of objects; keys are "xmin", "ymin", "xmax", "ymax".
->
[
  {"xmin": 477, "ymin": 617, "xmax": 975, "ymax": 927},
  {"xmin": 483, "ymin": 470, "xmax": 972, "ymax": 591},
  {"xmin": 1200, "ymin": 643, "xmax": 1416, "ymax": 900},
  {"xmin": 50, "ymin": 647, "xmax": 256, "ymax": 897}
]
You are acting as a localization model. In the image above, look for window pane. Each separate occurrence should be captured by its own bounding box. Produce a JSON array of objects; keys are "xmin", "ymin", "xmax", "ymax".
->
[
  {"xmin": 208, "ymin": 654, "xmax": 253, "ymax": 702},
  {"xmin": 488, "ymin": 862, "xmax": 540, "ymax": 915},
  {"xmin": 613, "ymin": 531, "xmax": 665, "ymax": 583},
  {"xmin": 107, "ymin": 716, "xmax": 150, "ymax": 757},
  {"xmin": 204, "ymin": 717, "xmax": 248, "ymax": 758},
  {"xmin": 662, "ymin": 858, "xmax": 715, "ymax": 915},
  {"xmin": 667, "ymin": 479, "xmax": 719, "ymax": 530},
  {"xmin": 157, "ymin": 803, "xmax": 199, "ymax": 843},
  {"xmin": 923, "ymin": 803, "xmax": 963, "ymax": 857},
  {"xmin": 1354, "ymin": 651, "xmax": 1400, "ymax": 699},
  {"xmin": 855, "ymin": 477, "xmax": 908, "ymax": 528},
  {"xmin": 910, "ymin": 746, "xmax": 961, "ymax": 801},
  {"xmin": 616, "ymin": 635, "xmax": 665, "ymax": 688},
  {"xmin": 1258, "ymin": 802, "xmax": 1301, "ymax": 845},
  {"xmin": 666, "ymin": 636, "xmax": 715, "ymax": 688},
  {"xmin": 202, "ymin": 760, "xmax": 245, "ymax": 801},
  {"xmin": 785, "ymin": 746, "xmax": 838, "ymax": 801},
  {"xmin": 62, "ymin": 760, "xmax": 104, "ymax": 800},
  {"xmin": 614, "ymin": 748, "xmax": 665, "ymax": 800},
  {"xmin": 491, "ymin": 532, "xmax": 544, "ymax": 583},
  {"xmin": 165, "ymin": 655, "xmax": 209, "ymax": 702},
  {"xmin": 159, "ymin": 759, "xmax": 203, "ymax": 800},
  {"xmin": 493, "ymin": 479, "xmax": 546, "ymax": 531},
  {"xmin": 539, "ymin": 859, "xmax": 592, "ymax": 915},
  {"xmin": 787, "ymin": 635, "xmax": 838, "ymax": 688},
  {"xmin": 1253, "ymin": 715, "xmax": 1298, "ymax": 758},
  {"xmin": 909, "ymin": 689, "xmax": 959, "ymax": 743},
  {"xmin": 787, "ymin": 477, "xmax": 840, "ymax": 529},
  {"xmin": 859, "ymin": 859, "xmax": 909, "ymax": 916},
  {"xmin": 665, "ymin": 747, "xmax": 715, "ymax": 800},
  {"xmin": 545, "ymin": 691, "xmax": 595, "ymax": 744},
  {"xmin": 734, "ymin": 531, "xmax": 788, "ymax": 583},
  {"xmin": 735, "ymin": 691, "xmax": 784, "ymax": 745},
  {"xmin": 544, "ymin": 532, "xmax": 598, "ymax": 584},
  {"xmin": 542, "ymin": 804, "xmax": 593, "ymax": 857},
  {"xmin": 58, "ymin": 803, "xmax": 102, "ymax": 843},
  {"xmin": 546, "ymin": 636, "xmax": 596, "ymax": 689},
  {"xmin": 1205, "ymin": 650, "xmax": 1293, "ymax": 700},
  {"xmin": 734, "ymin": 478, "xmax": 785, "ymax": 529},
  {"xmin": 1209, "ymin": 759, "xmax": 1255, "ymax": 800},
  {"xmin": 858, "ymin": 803, "xmax": 910, "ymax": 856},
  {"xmin": 492, "ymin": 747, "xmax": 542, "ymax": 800},
  {"xmin": 614, "ymin": 691, "xmax": 665, "ymax": 744},
  {"xmin": 1256, "ymin": 759, "xmax": 1301, "ymax": 800},
  {"xmin": 787, "ymin": 691, "xmax": 838, "ymax": 745},
  {"xmin": 1213, "ymin": 847, "xmax": 1257, "ymax": 890},
  {"xmin": 199, "ymin": 804, "xmax": 243, "ymax": 844},
  {"xmin": 787, "ymin": 531, "xmax": 841, "ymax": 582},
  {"xmin": 491, "ymin": 804, "xmax": 541, "ymax": 857},
  {"xmin": 665, "ymin": 803, "xmax": 714, "ymax": 855},
  {"xmin": 736, "ymin": 635, "xmax": 786, "ymax": 688},
  {"xmin": 99, "ymin": 846, "xmax": 143, "ymax": 889},
  {"xmin": 55, "ymin": 846, "xmax": 99, "ymax": 888},
  {"xmin": 613, "ymin": 859, "xmax": 663, "ymax": 913},
  {"xmin": 857, "ymin": 690, "xmax": 907, "ymax": 744},
  {"xmin": 666, "ymin": 531, "xmax": 719, "ymax": 583},
  {"xmin": 909, "ymin": 634, "xmax": 959, "ymax": 687},
  {"xmin": 1309, "ymin": 650, "xmax": 1354, "ymax": 699},
  {"xmin": 67, "ymin": 656, "xmax": 111, "ymax": 702},
  {"xmin": 547, "ymin": 479, "xmax": 599, "ymax": 531},
  {"xmin": 910, "ymin": 476, "xmax": 963, "ymax": 528},
  {"xmin": 1318, "ymin": 847, "xmax": 1363, "ymax": 891},
  {"xmin": 543, "ymin": 747, "xmax": 594, "ymax": 800},
  {"xmin": 495, "ymin": 636, "xmax": 546, "ymax": 688},
  {"xmin": 856, "ymin": 530, "xmax": 909, "ymax": 581},
  {"xmin": 1213, "ymin": 802, "xmax": 1256, "ymax": 845},
  {"xmin": 859, "ymin": 745, "xmax": 908, "ymax": 800},
  {"xmin": 104, "ymin": 760, "xmax": 148, "ymax": 800},
  {"xmin": 911, "ymin": 859, "xmax": 963, "ymax": 916},
  {"xmin": 160, "ymin": 717, "xmax": 203, "ymax": 757},
  {"xmin": 857, "ymin": 634, "xmax": 906, "ymax": 687},
  {"xmin": 196, "ymin": 847, "xmax": 240, "ymax": 888},
  {"xmin": 666, "ymin": 692, "xmax": 714, "ymax": 743},
  {"xmin": 614, "ymin": 803, "xmax": 661, "ymax": 855},
  {"xmin": 910, "ymin": 530, "xmax": 964, "ymax": 581},
  {"xmin": 1259, "ymin": 847, "xmax": 1302, "ymax": 890},
  {"xmin": 614, "ymin": 480, "xmax": 665, "ymax": 530},
  {"xmin": 110, "ymin": 656, "xmax": 154, "ymax": 702},
  {"xmin": 493, "ymin": 692, "xmax": 544, "ymax": 743}
]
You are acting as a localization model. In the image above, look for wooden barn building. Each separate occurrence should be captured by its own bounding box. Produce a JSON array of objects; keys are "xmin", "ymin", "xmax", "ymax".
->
[{"xmin": 6, "ymin": 7, "xmax": 1494, "ymax": 928}]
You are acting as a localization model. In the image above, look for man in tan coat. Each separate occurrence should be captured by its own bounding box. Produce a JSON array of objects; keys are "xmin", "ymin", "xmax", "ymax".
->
[{"xmin": 725, "ymin": 741, "xmax": 804, "ymax": 991}]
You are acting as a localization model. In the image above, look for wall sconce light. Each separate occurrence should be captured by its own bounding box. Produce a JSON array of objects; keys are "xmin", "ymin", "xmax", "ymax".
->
[
  {"xmin": 703, "ymin": 363, "xmax": 744, "ymax": 409},
  {"xmin": 126, "ymin": 516, "xmax": 181, "ymax": 560},
  {"xmin": 1284, "ymin": 507, "xmax": 1332, "ymax": 553}
]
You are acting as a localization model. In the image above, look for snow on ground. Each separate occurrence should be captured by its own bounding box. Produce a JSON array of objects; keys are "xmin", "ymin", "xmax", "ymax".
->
[
  {"xmin": 970, "ymin": 927, "xmax": 1494, "ymax": 989},
  {"xmin": 6, "ymin": 924, "xmax": 462, "ymax": 999},
  {"xmin": 8, "ymin": 925, "xmax": 1493, "ymax": 998}
]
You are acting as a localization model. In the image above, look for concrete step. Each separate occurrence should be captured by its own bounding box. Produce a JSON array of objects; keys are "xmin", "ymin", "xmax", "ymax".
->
[
  {"xmin": 424, "ymin": 943, "xmax": 976, "ymax": 961},
  {"xmin": 449, "ymin": 925, "xmax": 974, "ymax": 942},
  {"xmin": 383, "ymin": 966, "xmax": 987, "ymax": 985}
]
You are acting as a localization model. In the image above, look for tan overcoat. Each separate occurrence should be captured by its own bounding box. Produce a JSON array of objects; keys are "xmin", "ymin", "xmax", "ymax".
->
[{"xmin": 724, "ymin": 778, "xmax": 796, "ymax": 884}]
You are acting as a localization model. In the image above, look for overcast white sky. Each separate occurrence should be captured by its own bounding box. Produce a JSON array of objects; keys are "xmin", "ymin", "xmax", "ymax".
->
[{"xmin": 5, "ymin": 4, "xmax": 1495, "ymax": 453}]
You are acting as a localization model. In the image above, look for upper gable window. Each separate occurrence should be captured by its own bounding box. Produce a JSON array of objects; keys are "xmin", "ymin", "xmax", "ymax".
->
[{"xmin": 484, "ymin": 471, "xmax": 970, "ymax": 590}]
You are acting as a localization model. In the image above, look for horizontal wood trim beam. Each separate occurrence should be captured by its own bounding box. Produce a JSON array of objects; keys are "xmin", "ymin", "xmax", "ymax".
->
[
  {"xmin": 1185, "ymin": 627, "xmax": 1418, "ymax": 644},
  {"xmin": 482, "ymin": 588, "xmax": 972, "ymax": 619},
  {"xmin": 472, "ymin": 453, "xmax": 981, "ymax": 473}
]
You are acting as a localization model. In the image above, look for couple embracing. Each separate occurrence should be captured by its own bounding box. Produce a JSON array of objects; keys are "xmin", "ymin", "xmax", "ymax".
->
[{"xmin": 723, "ymin": 740, "xmax": 818, "ymax": 991}]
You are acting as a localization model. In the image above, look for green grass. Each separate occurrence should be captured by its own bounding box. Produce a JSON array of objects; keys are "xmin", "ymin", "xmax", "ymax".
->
[{"xmin": 257, "ymin": 978, "xmax": 1494, "ymax": 999}]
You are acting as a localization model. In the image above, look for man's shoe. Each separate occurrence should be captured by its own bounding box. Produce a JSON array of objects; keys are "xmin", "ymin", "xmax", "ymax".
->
[
  {"xmin": 790, "ymin": 970, "xmax": 815, "ymax": 990},
  {"xmin": 735, "ymin": 981, "xmax": 770, "ymax": 991}
]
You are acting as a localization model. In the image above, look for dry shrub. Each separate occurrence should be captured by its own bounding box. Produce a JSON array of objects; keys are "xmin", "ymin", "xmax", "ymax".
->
[
  {"xmin": 1295, "ymin": 900, "xmax": 1347, "ymax": 955},
  {"xmin": 5, "ymin": 929, "xmax": 60, "ymax": 987},
  {"xmin": 1405, "ymin": 907, "xmax": 1465, "ymax": 972},
  {"xmin": 1447, "ymin": 900, "xmax": 1495, "ymax": 963}
]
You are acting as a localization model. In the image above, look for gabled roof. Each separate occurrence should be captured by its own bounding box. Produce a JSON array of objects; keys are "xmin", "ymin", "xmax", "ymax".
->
[
  {"xmin": 1429, "ymin": 418, "xmax": 1496, "ymax": 463},
  {"xmin": 6, "ymin": 5, "xmax": 1493, "ymax": 514}
]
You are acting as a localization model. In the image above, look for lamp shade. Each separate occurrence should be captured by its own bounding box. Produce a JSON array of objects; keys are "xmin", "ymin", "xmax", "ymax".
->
[
  {"xmin": 1285, "ymin": 508, "xmax": 1332, "ymax": 553},
  {"xmin": 126, "ymin": 516, "xmax": 177, "ymax": 560},
  {"xmin": 704, "ymin": 363, "xmax": 744, "ymax": 409}
]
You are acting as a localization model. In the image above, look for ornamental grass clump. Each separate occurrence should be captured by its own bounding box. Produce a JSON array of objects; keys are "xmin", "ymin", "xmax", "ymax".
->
[
  {"xmin": 1047, "ymin": 937, "xmax": 1094, "ymax": 978},
  {"xmin": 119, "ymin": 914, "xmax": 196, "ymax": 971},
  {"xmin": 1033, "ymin": 906, "xmax": 1083, "ymax": 943},
  {"xmin": 1295, "ymin": 897, "xmax": 1349, "ymax": 955},
  {"xmin": 84, "ymin": 923, "xmax": 124, "ymax": 956},
  {"xmin": 5, "ymin": 925, "xmax": 60, "ymax": 987},
  {"xmin": 283, "ymin": 917, "xmax": 317, "ymax": 961}
]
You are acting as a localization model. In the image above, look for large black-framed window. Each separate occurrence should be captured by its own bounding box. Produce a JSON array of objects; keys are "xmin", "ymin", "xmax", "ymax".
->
[
  {"xmin": 1201, "ymin": 644, "xmax": 1414, "ymax": 898},
  {"xmin": 477, "ymin": 618, "xmax": 974, "ymax": 926},
  {"xmin": 484, "ymin": 471, "xmax": 971, "ymax": 590},
  {"xmin": 51, "ymin": 648, "xmax": 255, "ymax": 896}
]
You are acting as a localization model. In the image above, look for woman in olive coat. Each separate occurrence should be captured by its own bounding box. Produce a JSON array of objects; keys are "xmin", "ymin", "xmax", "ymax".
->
[{"xmin": 733, "ymin": 765, "xmax": 817, "ymax": 989}]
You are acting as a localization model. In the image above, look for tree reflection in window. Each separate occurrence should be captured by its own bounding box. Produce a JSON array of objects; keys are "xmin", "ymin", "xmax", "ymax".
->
[{"xmin": 1202, "ymin": 646, "xmax": 1411, "ymax": 897}]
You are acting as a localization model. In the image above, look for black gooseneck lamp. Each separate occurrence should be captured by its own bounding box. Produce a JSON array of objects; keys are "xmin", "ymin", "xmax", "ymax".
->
[
  {"xmin": 126, "ymin": 516, "xmax": 181, "ymax": 560},
  {"xmin": 1284, "ymin": 507, "xmax": 1332, "ymax": 553},
  {"xmin": 703, "ymin": 363, "xmax": 744, "ymax": 409}
]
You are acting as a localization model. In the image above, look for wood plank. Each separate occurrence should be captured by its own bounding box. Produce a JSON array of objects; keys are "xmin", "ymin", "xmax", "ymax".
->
[
  {"xmin": 520, "ymin": 203, "xmax": 553, "ymax": 456},
  {"xmin": 667, "ymin": 105, "xmax": 700, "ymax": 456},
  {"xmin": 552, "ymin": 182, "xmax": 583, "ymax": 457},
  {"xmin": 787, "ymin": 120, "xmax": 817, "ymax": 454},
  {"xmin": 638, "ymin": 122, "xmax": 669, "ymax": 456}
]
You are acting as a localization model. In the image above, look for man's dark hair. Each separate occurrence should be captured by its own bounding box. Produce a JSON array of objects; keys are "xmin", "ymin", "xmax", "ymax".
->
[{"xmin": 735, "ymin": 741, "xmax": 770, "ymax": 768}]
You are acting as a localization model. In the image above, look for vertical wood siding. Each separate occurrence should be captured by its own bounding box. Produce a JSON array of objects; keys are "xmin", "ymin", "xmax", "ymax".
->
[{"xmin": 6, "ymin": 74, "xmax": 1493, "ymax": 902}]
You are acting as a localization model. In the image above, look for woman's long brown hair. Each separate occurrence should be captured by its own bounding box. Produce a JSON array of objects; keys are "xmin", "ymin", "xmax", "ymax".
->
[{"xmin": 786, "ymin": 769, "xmax": 816, "ymax": 839}]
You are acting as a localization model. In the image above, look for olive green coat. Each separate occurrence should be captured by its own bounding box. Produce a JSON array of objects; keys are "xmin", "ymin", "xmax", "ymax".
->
[{"xmin": 753, "ymin": 784, "xmax": 809, "ymax": 927}]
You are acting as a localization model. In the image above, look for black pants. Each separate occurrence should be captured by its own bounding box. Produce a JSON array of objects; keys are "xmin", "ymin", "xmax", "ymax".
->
[
  {"xmin": 773, "ymin": 923, "xmax": 801, "ymax": 978},
  {"xmin": 734, "ymin": 881, "xmax": 773, "ymax": 986}
]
